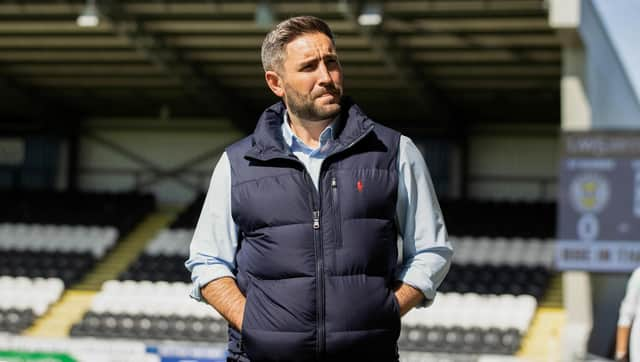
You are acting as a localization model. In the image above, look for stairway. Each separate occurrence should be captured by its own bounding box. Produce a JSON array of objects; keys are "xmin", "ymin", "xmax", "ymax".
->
[
  {"xmin": 73, "ymin": 211, "xmax": 175, "ymax": 291},
  {"xmin": 23, "ymin": 290, "xmax": 95, "ymax": 337},
  {"xmin": 517, "ymin": 273, "xmax": 565, "ymax": 361}
]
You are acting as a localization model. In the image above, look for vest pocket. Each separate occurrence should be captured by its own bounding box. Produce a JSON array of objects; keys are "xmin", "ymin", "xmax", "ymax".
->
[
  {"xmin": 390, "ymin": 290, "xmax": 401, "ymax": 323},
  {"xmin": 240, "ymin": 275, "xmax": 267, "ymax": 360},
  {"xmin": 240, "ymin": 275, "xmax": 254, "ymax": 355},
  {"xmin": 388, "ymin": 289, "xmax": 402, "ymax": 341}
]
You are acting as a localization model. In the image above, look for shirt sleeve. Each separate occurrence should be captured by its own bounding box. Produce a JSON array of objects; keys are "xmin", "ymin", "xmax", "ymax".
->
[
  {"xmin": 395, "ymin": 135, "xmax": 453, "ymax": 308},
  {"xmin": 185, "ymin": 152, "xmax": 239, "ymax": 302},
  {"xmin": 618, "ymin": 268, "xmax": 640, "ymax": 326}
]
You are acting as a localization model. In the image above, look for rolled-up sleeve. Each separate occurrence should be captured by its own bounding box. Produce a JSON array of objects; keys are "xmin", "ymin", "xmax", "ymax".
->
[
  {"xmin": 395, "ymin": 135, "xmax": 453, "ymax": 307},
  {"xmin": 618, "ymin": 268, "xmax": 640, "ymax": 326},
  {"xmin": 185, "ymin": 152, "xmax": 238, "ymax": 302}
]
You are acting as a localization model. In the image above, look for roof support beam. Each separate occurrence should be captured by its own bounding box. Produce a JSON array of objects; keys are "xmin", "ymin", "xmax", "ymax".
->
[
  {"xmin": 84, "ymin": 131, "xmax": 202, "ymax": 192},
  {"xmin": 339, "ymin": 1, "xmax": 453, "ymax": 124},
  {"xmin": 96, "ymin": 0, "xmax": 257, "ymax": 124}
]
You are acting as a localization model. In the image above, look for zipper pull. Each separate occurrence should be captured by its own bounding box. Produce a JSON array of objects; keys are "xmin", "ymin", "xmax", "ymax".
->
[
  {"xmin": 331, "ymin": 177, "xmax": 337, "ymax": 188},
  {"xmin": 313, "ymin": 210, "xmax": 320, "ymax": 229}
]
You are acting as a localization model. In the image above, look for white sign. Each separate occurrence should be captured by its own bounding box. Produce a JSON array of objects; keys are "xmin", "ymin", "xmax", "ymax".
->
[{"xmin": 0, "ymin": 138, "xmax": 25, "ymax": 165}]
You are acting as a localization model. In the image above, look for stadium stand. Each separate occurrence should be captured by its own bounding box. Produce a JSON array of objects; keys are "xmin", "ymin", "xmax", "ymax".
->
[
  {"xmin": 64, "ymin": 195, "xmax": 558, "ymax": 360},
  {"xmin": 0, "ymin": 191, "xmax": 156, "ymax": 335}
]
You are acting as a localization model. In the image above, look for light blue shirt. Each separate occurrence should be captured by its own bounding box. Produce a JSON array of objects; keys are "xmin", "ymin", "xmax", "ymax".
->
[{"xmin": 186, "ymin": 113, "xmax": 453, "ymax": 307}]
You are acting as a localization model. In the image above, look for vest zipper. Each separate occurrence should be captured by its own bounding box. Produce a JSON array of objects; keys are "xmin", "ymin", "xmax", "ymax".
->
[
  {"xmin": 331, "ymin": 176, "xmax": 342, "ymax": 249},
  {"xmin": 313, "ymin": 210, "xmax": 320, "ymax": 229},
  {"xmin": 309, "ymin": 125, "xmax": 373, "ymax": 359},
  {"xmin": 312, "ymin": 207, "xmax": 324, "ymax": 360},
  {"xmin": 306, "ymin": 173, "xmax": 325, "ymax": 360}
]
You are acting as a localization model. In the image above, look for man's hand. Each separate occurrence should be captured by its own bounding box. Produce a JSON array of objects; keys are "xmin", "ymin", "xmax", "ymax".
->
[
  {"xmin": 201, "ymin": 276, "xmax": 246, "ymax": 331},
  {"xmin": 393, "ymin": 282, "xmax": 425, "ymax": 317}
]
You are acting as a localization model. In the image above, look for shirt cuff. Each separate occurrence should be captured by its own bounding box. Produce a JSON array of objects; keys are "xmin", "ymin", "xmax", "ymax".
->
[
  {"xmin": 189, "ymin": 263, "xmax": 236, "ymax": 302},
  {"xmin": 618, "ymin": 315, "xmax": 634, "ymax": 327},
  {"xmin": 396, "ymin": 266, "xmax": 437, "ymax": 308}
]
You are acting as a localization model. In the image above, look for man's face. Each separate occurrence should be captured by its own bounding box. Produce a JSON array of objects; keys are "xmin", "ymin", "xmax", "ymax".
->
[{"xmin": 278, "ymin": 32, "xmax": 344, "ymax": 122}]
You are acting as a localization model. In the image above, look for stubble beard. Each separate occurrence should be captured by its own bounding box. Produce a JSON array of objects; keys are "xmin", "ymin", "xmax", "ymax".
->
[{"xmin": 284, "ymin": 83, "xmax": 342, "ymax": 122}]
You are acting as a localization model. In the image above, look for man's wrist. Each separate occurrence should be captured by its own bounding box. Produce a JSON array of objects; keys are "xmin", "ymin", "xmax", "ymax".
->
[{"xmin": 615, "ymin": 350, "xmax": 627, "ymax": 361}]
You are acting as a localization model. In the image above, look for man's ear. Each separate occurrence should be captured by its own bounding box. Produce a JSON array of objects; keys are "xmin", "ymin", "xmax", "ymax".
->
[{"xmin": 265, "ymin": 70, "xmax": 285, "ymax": 97}]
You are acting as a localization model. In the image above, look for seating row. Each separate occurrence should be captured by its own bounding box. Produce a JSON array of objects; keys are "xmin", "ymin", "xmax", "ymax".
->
[
  {"xmin": 403, "ymin": 293, "xmax": 536, "ymax": 333},
  {"xmin": 450, "ymin": 236, "xmax": 554, "ymax": 269},
  {"xmin": 399, "ymin": 325, "xmax": 522, "ymax": 355},
  {"xmin": 0, "ymin": 251, "xmax": 96, "ymax": 286},
  {"xmin": 142, "ymin": 229, "xmax": 555, "ymax": 269},
  {"xmin": 69, "ymin": 316, "xmax": 525, "ymax": 355},
  {"xmin": 93, "ymin": 280, "xmax": 219, "ymax": 318},
  {"xmin": 0, "ymin": 190, "xmax": 155, "ymax": 236},
  {"xmin": 0, "ymin": 308, "xmax": 35, "ymax": 335},
  {"xmin": 143, "ymin": 229, "xmax": 191, "ymax": 257},
  {"xmin": 70, "ymin": 312, "xmax": 226, "ymax": 342},
  {"xmin": 170, "ymin": 196, "xmax": 556, "ymax": 238},
  {"xmin": 0, "ymin": 276, "xmax": 64, "ymax": 316},
  {"xmin": 438, "ymin": 264, "xmax": 550, "ymax": 300},
  {"xmin": 118, "ymin": 254, "xmax": 190, "ymax": 283},
  {"xmin": 0, "ymin": 223, "xmax": 118, "ymax": 258},
  {"xmin": 73, "ymin": 300, "xmax": 528, "ymax": 356}
]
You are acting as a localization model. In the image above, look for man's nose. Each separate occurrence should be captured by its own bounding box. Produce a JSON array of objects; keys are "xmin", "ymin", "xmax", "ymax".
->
[{"xmin": 317, "ymin": 61, "xmax": 333, "ymax": 85}]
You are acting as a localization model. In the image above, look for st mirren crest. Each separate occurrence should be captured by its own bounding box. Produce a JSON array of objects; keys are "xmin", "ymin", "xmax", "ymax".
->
[{"xmin": 569, "ymin": 173, "xmax": 611, "ymax": 214}]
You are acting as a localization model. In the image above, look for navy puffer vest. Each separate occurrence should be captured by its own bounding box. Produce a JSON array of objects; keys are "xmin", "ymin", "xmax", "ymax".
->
[{"xmin": 226, "ymin": 99, "xmax": 401, "ymax": 362}]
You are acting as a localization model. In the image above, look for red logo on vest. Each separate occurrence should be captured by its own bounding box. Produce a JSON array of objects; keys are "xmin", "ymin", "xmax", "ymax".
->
[{"xmin": 357, "ymin": 180, "xmax": 363, "ymax": 192}]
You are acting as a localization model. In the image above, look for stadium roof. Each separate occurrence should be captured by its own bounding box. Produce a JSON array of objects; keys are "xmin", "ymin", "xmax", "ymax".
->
[{"xmin": 0, "ymin": 0, "xmax": 561, "ymax": 133}]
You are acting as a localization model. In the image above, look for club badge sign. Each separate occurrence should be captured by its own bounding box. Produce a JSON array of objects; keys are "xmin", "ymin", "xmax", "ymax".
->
[{"xmin": 556, "ymin": 132, "xmax": 640, "ymax": 271}]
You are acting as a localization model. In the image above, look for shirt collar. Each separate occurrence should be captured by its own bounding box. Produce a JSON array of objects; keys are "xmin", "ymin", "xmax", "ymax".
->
[{"xmin": 282, "ymin": 111, "xmax": 337, "ymax": 151}]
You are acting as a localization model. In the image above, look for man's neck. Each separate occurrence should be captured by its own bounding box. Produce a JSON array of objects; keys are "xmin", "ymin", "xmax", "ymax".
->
[{"xmin": 287, "ymin": 112, "xmax": 333, "ymax": 149}]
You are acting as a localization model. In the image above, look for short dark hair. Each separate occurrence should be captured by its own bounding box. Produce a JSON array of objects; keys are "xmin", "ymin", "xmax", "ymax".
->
[{"xmin": 261, "ymin": 16, "xmax": 335, "ymax": 72}]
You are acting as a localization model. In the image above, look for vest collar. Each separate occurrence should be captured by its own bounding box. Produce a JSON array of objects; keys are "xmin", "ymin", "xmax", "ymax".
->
[{"xmin": 245, "ymin": 97, "xmax": 375, "ymax": 162}]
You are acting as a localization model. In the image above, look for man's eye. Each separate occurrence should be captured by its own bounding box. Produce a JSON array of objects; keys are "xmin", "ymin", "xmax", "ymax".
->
[{"xmin": 327, "ymin": 60, "xmax": 340, "ymax": 69}]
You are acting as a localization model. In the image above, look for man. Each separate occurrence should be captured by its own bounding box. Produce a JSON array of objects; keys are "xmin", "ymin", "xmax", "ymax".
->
[
  {"xmin": 186, "ymin": 16, "xmax": 452, "ymax": 362},
  {"xmin": 616, "ymin": 266, "xmax": 640, "ymax": 362}
]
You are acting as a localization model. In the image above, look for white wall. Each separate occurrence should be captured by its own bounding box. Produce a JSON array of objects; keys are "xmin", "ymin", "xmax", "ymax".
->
[
  {"xmin": 74, "ymin": 117, "xmax": 560, "ymax": 204},
  {"xmin": 467, "ymin": 124, "xmax": 560, "ymax": 201},
  {"xmin": 76, "ymin": 117, "xmax": 245, "ymax": 205}
]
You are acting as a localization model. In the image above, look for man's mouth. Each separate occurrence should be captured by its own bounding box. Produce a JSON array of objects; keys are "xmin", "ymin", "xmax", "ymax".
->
[{"xmin": 317, "ymin": 91, "xmax": 339, "ymax": 100}]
